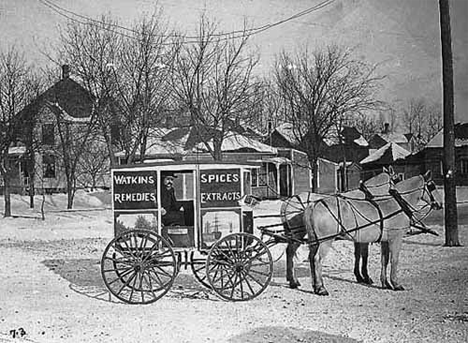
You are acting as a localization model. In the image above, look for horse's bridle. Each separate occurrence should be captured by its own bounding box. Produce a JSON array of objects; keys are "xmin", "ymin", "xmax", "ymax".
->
[{"xmin": 389, "ymin": 176, "xmax": 441, "ymax": 221}]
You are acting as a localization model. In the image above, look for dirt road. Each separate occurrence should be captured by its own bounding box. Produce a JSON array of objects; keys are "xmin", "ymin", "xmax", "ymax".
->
[{"xmin": 0, "ymin": 211, "xmax": 467, "ymax": 343}]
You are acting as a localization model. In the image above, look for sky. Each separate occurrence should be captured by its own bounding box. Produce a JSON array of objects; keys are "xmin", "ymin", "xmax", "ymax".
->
[{"xmin": 0, "ymin": 0, "xmax": 467, "ymax": 123}]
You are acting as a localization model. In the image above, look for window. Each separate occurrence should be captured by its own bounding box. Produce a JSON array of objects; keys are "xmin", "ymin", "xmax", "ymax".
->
[
  {"xmin": 251, "ymin": 168, "xmax": 258, "ymax": 187},
  {"xmin": 43, "ymin": 154, "xmax": 56, "ymax": 178},
  {"xmin": 42, "ymin": 124, "xmax": 55, "ymax": 145},
  {"xmin": 258, "ymin": 165, "xmax": 267, "ymax": 186},
  {"xmin": 460, "ymin": 159, "xmax": 468, "ymax": 175}
]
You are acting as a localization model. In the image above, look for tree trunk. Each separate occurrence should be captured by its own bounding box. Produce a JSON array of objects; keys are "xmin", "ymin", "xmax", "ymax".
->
[
  {"xmin": 66, "ymin": 174, "xmax": 74, "ymax": 209},
  {"xmin": 2, "ymin": 173, "xmax": 12, "ymax": 217},
  {"xmin": 28, "ymin": 151, "xmax": 35, "ymax": 209},
  {"xmin": 439, "ymin": 0, "xmax": 460, "ymax": 246}
]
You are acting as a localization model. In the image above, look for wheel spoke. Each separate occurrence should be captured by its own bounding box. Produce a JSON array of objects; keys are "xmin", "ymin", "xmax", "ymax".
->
[
  {"xmin": 206, "ymin": 233, "xmax": 273, "ymax": 302},
  {"xmin": 116, "ymin": 271, "xmax": 137, "ymax": 296},
  {"xmin": 107, "ymin": 267, "xmax": 134, "ymax": 286},
  {"xmin": 101, "ymin": 230, "xmax": 176, "ymax": 304}
]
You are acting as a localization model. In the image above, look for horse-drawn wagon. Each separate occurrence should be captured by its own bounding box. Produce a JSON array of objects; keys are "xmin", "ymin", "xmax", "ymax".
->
[
  {"xmin": 101, "ymin": 161, "xmax": 275, "ymax": 304},
  {"xmin": 100, "ymin": 161, "xmax": 442, "ymax": 304}
]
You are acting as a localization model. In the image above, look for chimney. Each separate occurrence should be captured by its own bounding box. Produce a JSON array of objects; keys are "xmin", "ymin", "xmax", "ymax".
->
[
  {"xmin": 62, "ymin": 64, "xmax": 70, "ymax": 79},
  {"xmin": 383, "ymin": 122, "xmax": 390, "ymax": 134}
]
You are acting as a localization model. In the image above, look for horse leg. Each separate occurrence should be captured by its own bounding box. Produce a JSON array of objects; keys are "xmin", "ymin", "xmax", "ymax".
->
[
  {"xmin": 286, "ymin": 241, "xmax": 301, "ymax": 288},
  {"xmin": 309, "ymin": 241, "xmax": 332, "ymax": 296},
  {"xmin": 380, "ymin": 241, "xmax": 392, "ymax": 289},
  {"xmin": 389, "ymin": 234, "xmax": 404, "ymax": 291},
  {"xmin": 353, "ymin": 243, "xmax": 365, "ymax": 283},
  {"xmin": 360, "ymin": 243, "xmax": 373, "ymax": 285}
]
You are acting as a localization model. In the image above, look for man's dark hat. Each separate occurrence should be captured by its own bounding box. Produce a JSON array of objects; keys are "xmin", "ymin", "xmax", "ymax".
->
[{"xmin": 162, "ymin": 171, "xmax": 177, "ymax": 179}]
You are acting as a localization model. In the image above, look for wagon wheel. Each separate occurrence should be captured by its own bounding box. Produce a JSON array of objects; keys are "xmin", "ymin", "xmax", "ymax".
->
[
  {"xmin": 189, "ymin": 251, "xmax": 211, "ymax": 289},
  {"xmin": 280, "ymin": 193, "xmax": 316, "ymax": 234},
  {"xmin": 206, "ymin": 233, "xmax": 273, "ymax": 301},
  {"xmin": 101, "ymin": 229, "xmax": 177, "ymax": 304}
]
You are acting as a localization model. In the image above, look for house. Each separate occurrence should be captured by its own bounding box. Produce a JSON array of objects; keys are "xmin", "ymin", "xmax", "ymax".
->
[
  {"xmin": 360, "ymin": 142, "xmax": 420, "ymax": 181},
  {"xmin": 8, "ymin": 65, "xmax": 96, "ymax": 194},
  {"xmin": 266, "ymin": 123, "xmax": 368, "ymax": 193},
  {"xmin": 368, "ymin": 123, "xmax": 417, "ymax": 153},
  {"xmin": 418, "ymin": 123, "xmax": 468, "ymax": 186},
  {"xmin": 323, "ymin": 126, "xmax": 369, "ymax": 164}
]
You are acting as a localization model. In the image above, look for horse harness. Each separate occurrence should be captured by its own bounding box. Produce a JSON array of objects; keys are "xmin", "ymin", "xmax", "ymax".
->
[{"xmin": 311, "ymin": 184, "xmax": 416, "ymax": 245}]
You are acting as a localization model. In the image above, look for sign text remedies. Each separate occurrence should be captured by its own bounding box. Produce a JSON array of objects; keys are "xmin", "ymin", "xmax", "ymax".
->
[
  {"xmin": 113, "ymin": 171, "xmax": 157, "ymax": 210},
  {"xmin": 200, "ymin": 169, "xmax": 241, "ymax": 208}
]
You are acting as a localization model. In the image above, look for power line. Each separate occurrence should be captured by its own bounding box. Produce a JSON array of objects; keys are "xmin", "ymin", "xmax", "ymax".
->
[{"xmin": 38, "ymin": 0, "xmax": 336, "ymax": 44}]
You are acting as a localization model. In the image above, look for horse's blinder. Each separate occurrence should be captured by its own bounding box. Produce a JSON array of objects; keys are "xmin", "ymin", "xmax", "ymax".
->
[{"xmin": 425, "ymin": 181, "xmax": 441, "ymax": 210}]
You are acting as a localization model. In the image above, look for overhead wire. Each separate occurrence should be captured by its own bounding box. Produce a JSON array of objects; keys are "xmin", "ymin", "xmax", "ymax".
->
[{"xmin": 38, "ymin": 0, "xmax": 337, "ymax": 44}]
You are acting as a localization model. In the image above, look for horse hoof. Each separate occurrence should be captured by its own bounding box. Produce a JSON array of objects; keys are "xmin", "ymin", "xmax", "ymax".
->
[
  {"xmin": 314, "ymin": 287, "xmax": 329, "ymax": 296},
  {"xmin": 356, "ymin": 276, "xmax": 365, "ymax": 284},
  {"xmin": 382, "ymin": 282, "xmax": 393, "ymax": 290},
  {"xmin": 364, "ymin": 277, "xmax": 374, "ymax": 285},
  {"xmin": 289, "ymin": 281, "xmax": 301, "ymax": 289},
  {"xmin": 394, "ymin": 285, "xmax": 405, "ymax": 291}
]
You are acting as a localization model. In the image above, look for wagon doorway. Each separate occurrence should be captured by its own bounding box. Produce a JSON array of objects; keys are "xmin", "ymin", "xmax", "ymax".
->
[{"xmin": 279, "ymin": 164, "xmax": 292, "ymax": 197}]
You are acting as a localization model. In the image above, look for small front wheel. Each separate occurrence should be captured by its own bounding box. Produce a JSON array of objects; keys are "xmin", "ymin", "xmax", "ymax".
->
[
  {"xmin": 101, "ymin": 229, "xmax": 177, "ymax": 304},
  {"xmin": 206, "ymin": 233, "xmax": 273, "ymax": 301}
]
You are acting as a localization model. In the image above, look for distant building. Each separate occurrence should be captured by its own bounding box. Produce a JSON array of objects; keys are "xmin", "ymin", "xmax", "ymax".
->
[
  {"xmin": 6, "ymin": 65, "xmax": 97, "ymax": 194},
  {"xmin": 360, "ymin": 142, "xmax": 420, "ymax": 181},
  {"xmin": 368, "ymin": 123, "xmax": 417, "ymax": 153},
  {"xmin": 418, "ymin": 122, "xmax": 468, "ymax": 186},
  {"xmin": 265, "ymin": 123, "xmax": 366, "ymax": 193}
]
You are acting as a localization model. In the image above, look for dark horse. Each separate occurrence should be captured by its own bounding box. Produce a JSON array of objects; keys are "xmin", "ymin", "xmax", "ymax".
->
[
  {"xmin": 283, "ymin": 170, "xmax": 398, "ymax": 289},
  {"xmin": 303, "ymin": 171, "xmax": 441, "ymax": 295}
]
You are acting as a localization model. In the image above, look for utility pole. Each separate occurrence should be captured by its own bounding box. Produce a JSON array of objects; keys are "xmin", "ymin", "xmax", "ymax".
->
[{"xmin": 439, "ymin": 0, "xmax": 460, "ymax": 246}]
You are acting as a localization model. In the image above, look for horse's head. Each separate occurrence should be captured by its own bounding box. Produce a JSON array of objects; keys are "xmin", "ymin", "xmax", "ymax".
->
[
  {"xmin": 421, "ymin": 170, "xmax": 442, "ymax": 211},
  {"xmin": 390, "ymin": 170, "xmax": 442, "ymax": 216}
]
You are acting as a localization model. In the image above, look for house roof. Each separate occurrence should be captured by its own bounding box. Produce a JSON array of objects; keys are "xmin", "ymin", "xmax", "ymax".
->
[
  {"xmin": 194, "ymin": 131, "xmax": 277, "ymax": 154},
  {"xmin": 360, "ymin": 142, "xmax": 411, "ymax": 165},
  {"xmin": 378, "ymin": 132, "xmax": 410, "ymax": 144},
  {"xmin": 273, "ymin": 123, "xmax": 300, "ymax": 145},
  {"xmin": 425, "ymin": 122, "xmax": 468, "ymax": 148},
  {"xmin": 323, "ymin": 126, "xmax": 369, "ymax": 147},
  {"xmin": 19, "ymin": 76, "xmax": 94, "ymax": 121},
  {"xmin": 116, "ymin": 127, "xmax": 277, "ymax": 158}
]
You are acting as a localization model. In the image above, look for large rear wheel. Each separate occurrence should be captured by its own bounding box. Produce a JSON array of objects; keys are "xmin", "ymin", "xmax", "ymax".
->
[
  {"xmin": 101, "ymin": 229, "xmax": 177, "ymax": 304},
  {"xmin": 206, "ymin": 233, "xmax": 273, "ymax": 301}
]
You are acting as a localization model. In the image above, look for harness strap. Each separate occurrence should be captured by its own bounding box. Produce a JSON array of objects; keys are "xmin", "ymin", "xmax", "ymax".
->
[
  {"xmin": 337, "ymin": 188, "xmax": 385, "ymax": 242},
  {"xmin": 389, "ymin": 188, "xmax": 414, "ymax": 219}
]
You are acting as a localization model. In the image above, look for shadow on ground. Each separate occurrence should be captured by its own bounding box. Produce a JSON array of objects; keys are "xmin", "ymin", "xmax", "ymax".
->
[
  {"xmin": 227, "ymin": 326, "xmax": 362, "ymax": 343},
  {"xmin": 41, "ymin": 258, "xmax": 215, "ymax": 302}
]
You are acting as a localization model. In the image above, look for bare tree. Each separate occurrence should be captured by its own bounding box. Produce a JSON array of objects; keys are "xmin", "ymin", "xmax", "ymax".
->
[
  {"xmin": 57, "ymin": 11, "xmax": 176, "ymax": 165},
  {"xmin": 273, "ymin": 45, "xmax": 384, "ymax": 190},
  {"xmin": 0, "ymin": 46, "xmax": 39, "ymax": 217},
  {"xmin": 401, "ymin": 98, "xmax": 442, "ymax": 150},
  {"xmin": 53, "ymin": 107, "xmax": 95, "ymax": 209},
  {"xmin": 77, "ymin": 135, "xmax": 109, "ymax": 190},
  {"xmin": 56, "ymin": 15, "xmax": 122, "ymax": 165},
  {"xmin": 170, "ymin": 15, "xmax": 262, "ymax": 160},
  {"xmin": 348, "ymin": 112, "xmax": 381, "ymax": 140},
  {"xmin": 108, "ymin": 11, "xmax": 176, "ymax": 163}
]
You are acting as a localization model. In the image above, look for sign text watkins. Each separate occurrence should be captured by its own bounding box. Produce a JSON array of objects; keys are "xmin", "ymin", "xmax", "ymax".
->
[
  {"xmin": 113, "ymin": 170, "xmax": 157, "ymax": 210},
  {"xmin": 200, "ymin": 169, "xmax": 241, "ymax": 208}
]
